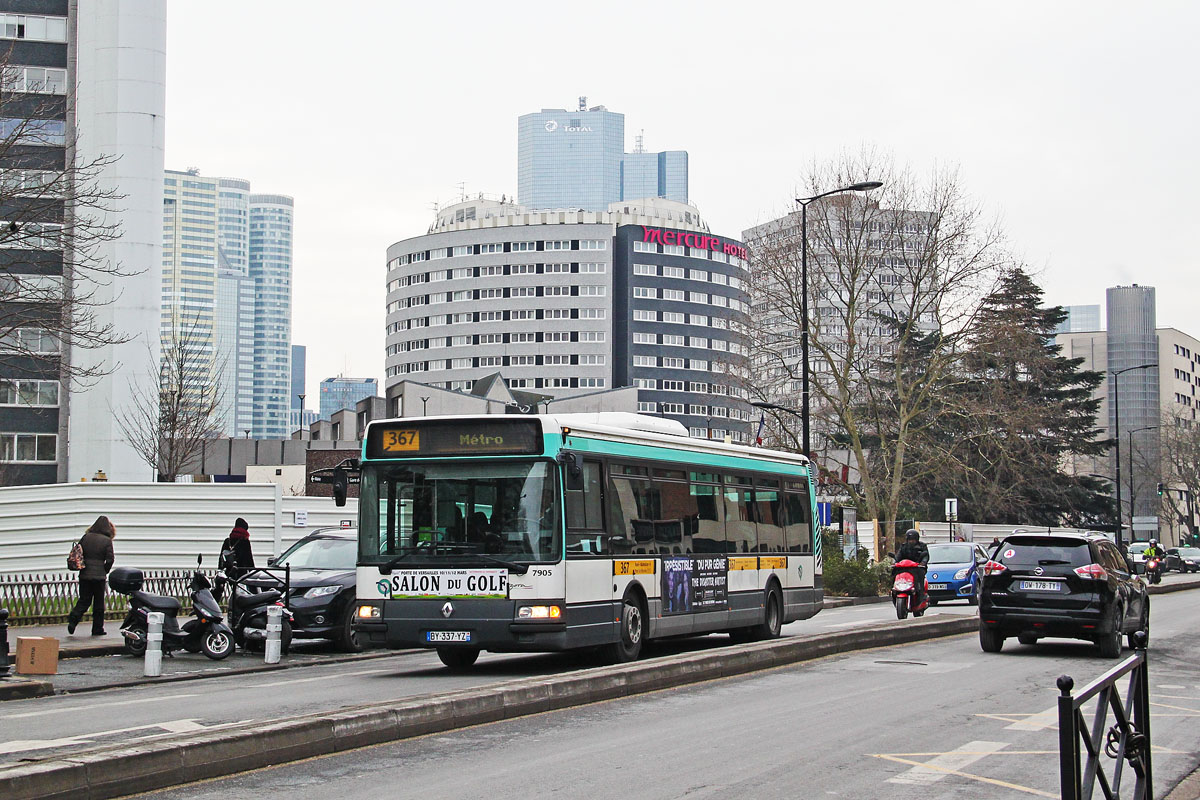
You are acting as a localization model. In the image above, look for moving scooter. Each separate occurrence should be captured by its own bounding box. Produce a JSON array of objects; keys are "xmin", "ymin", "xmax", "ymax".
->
[
  {"xmin": 109, "ymin": 556, "xmax": 234, "ymax": 660},
  {"xmin": 891, "ymin": 559, "xmax": 930, "ymax": 620},
  {"xmin": 1145, "ymin": 556, "xmax": 1164, "ymax": 585}
]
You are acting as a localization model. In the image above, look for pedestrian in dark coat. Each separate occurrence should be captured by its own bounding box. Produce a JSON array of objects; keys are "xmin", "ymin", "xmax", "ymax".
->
[
  {"xmin": 67, "ymin": 515, "xmax": 116, "ymax": 635},
  {"xmin": 219, "ymin": 517, "xmax": 255, "ymax": 579}
]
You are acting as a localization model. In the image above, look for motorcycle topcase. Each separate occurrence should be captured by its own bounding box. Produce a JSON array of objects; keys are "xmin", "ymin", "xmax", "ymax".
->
[{"xmin": 108, "ymin": 567, "xmax": 144, "ymax": 594}]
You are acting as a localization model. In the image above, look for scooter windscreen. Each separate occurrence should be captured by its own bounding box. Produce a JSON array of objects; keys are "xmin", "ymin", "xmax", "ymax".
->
[{"xmin": 192, "ymin": 588, "xmax": 224, "ymax": 621}]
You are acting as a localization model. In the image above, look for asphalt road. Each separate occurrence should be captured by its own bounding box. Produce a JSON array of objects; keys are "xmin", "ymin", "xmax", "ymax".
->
[
  {"xmin": 128, "ymin": 589, "xmax": 1200, "ymax": 800},
  {"xmin": 0, "ymin": 599, "xmax": 972, "ymax": 764}
]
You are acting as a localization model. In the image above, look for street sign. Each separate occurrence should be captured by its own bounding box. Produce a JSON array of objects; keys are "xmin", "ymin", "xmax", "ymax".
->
[
  {"xmin": 816, "ymin": 502, "xmax": 832, "ymax": 526},
  {"xmin": 294, "ymin": 510, "xmax": 308, "ymax": 527},
  {"xmin": 945, "ymin": 498, "xmax": 958, "ymax": 521},
  {"xmin": 1131, "ymin": 516, "xmax": 1158, "ymax": 531}
]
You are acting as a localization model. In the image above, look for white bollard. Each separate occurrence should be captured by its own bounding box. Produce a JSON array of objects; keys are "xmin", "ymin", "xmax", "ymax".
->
[
  {"xmin": 144, "ymin": 611, "xmax": 163, "ymax": 677},
  {"xmin": 264, "ymin": 604, "xmax": 282, "ymax": 664}
]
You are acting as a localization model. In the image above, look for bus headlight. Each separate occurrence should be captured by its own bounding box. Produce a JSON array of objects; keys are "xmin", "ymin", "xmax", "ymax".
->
[
  {"xmin": 517, "ymin": 605, "xmax": 562, "ymax": 620},
  {"xmin": 356, "ymin": 604, "xmax": 381, "ymax": 619}
]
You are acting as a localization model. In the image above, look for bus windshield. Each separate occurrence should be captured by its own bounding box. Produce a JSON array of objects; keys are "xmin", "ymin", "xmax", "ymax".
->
[{"xmin": 359, "ymin": 460, "xmax": 560, "ymax": 565}]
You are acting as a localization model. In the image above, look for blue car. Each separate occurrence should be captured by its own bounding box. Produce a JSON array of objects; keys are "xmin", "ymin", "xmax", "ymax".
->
[{"xmin": 926, "ymin": 542, "xmax": 990, "ymax": 605}]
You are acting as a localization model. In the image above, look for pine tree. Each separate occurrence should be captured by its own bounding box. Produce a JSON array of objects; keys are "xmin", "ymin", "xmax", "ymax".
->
[{"xmin": 909, "ymin": 269, "xmax": 1111, "ymax": 526}]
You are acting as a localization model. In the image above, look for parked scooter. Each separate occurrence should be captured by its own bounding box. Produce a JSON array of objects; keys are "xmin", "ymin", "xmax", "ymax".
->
[
  {"xmin": 1145, "ymin": 556, "xmax": 1164, "ymax": 585},
  {"xmin": 109, "ymin": 556, "xmax": 234, "ymax": 660},
  {"xmin": 215, "ymin": 566, "xmax": 294, "ymax": 654},
  {"xmin": 891, "ymin": 559, "xmax": 930, "ymax": 620}
]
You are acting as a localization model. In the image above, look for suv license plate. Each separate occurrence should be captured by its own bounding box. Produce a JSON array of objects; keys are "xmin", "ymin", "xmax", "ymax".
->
[
  {"xmin": 1019, "ymin": 580, "xmax": 1060, "ymax": 591},
  {"xmin": 427, "ymin": 631, "xmax": 471, "ymax": 643}
]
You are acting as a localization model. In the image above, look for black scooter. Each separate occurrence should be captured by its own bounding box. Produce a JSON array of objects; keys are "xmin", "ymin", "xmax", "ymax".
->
[
  {"xmin": 215, "ymin": 566, "xmax": 294, "ymax": 654},
  {"xmin": 109, "ymin": 556, "xmax": 234, "ymax": 660}
]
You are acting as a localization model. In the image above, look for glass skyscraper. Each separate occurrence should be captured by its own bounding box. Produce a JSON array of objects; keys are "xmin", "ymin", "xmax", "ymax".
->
[
  {"xmin": 517, "ymin": 101, "xmax": 688, "ymax": 211},
  {"xmin": 249, "ymin": 195, "xmax": 294, "ymax": 438},
  {"xmin": 319, "ymin": 376, "xmax": 378, "ymax": 419},
  {"xmin": 163, "ymin": 173, "xmax": 293, "ymax": 440}
]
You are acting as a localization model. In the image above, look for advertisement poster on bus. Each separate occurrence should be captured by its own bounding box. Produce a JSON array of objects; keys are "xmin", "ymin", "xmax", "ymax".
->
[{"xmin": 662, "ymin": 555, "xmax": 728, "ymax": 614}]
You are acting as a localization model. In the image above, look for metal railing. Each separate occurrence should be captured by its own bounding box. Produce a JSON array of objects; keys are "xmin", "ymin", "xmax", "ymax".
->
[
  {"xmin": 0, "ymin": 569, "xmax": 217, "ymax": 626},
  {"xmin": 1057, "ymin": 631, "xmax": 1152, "ymax": 800}
]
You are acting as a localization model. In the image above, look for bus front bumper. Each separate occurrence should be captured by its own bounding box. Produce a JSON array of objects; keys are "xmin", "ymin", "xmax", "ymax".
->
[{"xmin": 355, "ymin": 598, "xmax": 575, "ymax": 652}]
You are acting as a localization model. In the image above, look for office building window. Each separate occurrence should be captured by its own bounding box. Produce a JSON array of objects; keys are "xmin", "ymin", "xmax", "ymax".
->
[
  {"xmin": 0, "ymin": 432, "xmax": 56, "ymax": 462},
  {"xmin": 634, "ymin": 263, "xmax": 656, "ymax": 276}
]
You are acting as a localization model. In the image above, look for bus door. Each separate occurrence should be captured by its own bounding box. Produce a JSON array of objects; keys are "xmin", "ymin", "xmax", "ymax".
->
[{"xmin": 563, "ymin": 461, "xmax": 615, "ymax": 643}]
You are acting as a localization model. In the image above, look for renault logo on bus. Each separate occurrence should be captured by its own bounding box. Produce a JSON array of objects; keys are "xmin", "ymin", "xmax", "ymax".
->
[{"xmin": 442, "ymin": 602, "xmax": 454, "ymax": 618}]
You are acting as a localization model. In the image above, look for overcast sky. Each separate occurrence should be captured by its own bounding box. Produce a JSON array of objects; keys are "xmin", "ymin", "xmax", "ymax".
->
[{"xmin": 165, "ymin": 1, "xmax": 1198, "ymax": 397}]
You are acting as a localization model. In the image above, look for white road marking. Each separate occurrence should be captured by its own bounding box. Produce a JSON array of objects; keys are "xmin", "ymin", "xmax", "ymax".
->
[
  {"xmin": 255, "ymin": 667, "xmax": 390, "ymax": 688},
  {"xmin": 1159, "ymin": 684, "xmax": 1185, "ymax": 689},
  {"xmin": 1005, "ymin": 704, "xmax": 1059, "ymax": 731},
  {"xmin": 0, "ymin": 693, "xmax": 198, "ymax": 720},
  {"xmin": 886, "ymin": 740, "xmax": 1009, "ymax": 785},
  {"xmin": 0, "ymin": 718, "xmax": 212, "ymax": 756}
]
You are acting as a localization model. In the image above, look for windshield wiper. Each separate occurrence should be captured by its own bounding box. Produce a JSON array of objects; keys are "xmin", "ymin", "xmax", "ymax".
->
[
  {"xmin": 377, "ymin": 545, "xmax": 530, "ymax": 574},
  {"xmin": 1038, "ymin": 559, "xmax": 1071, "ymax": 565}
]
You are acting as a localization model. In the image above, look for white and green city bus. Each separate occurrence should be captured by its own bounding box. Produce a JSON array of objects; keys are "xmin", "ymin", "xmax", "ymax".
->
[{"xmin": 348, "ymin": 412, "xmax": 821, "ymax": 668}]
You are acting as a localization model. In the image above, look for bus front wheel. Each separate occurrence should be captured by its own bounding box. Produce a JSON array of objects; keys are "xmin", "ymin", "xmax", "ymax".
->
[
  {"xmin": 437, "ymin": 647, "xmax": 479, "ymax": 670},
  {"xmin": 603, "ymin": 596, "xmax": 644, "ymax": 664}
]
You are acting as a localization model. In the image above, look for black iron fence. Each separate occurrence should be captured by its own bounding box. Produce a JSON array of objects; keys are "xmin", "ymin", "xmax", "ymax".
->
[
  {"xmin": 1057, "ymin": 631, "xmax": 1152, "ymax": 800},
  {"xmin": 0, "ymin": 570, "xmax": 216, "ymax": 626}
]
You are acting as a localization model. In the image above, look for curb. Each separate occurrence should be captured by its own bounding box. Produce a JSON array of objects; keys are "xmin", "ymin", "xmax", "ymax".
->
[
  {"xmin": 1166, "ymin": 763, "xmax": 1200, "ymax": 800},
  {"xmin": 822, "ymin": 595, "xmax": 890, "ymax": 608},
  {"xmin": 1148, "ymin": 579, "xmax": 1200, "ymax": 595},
  {"xmin": 0, "ymin": 615, "xmax": 977, "ymax": 800},
  {"xmin": 45, "ymin": 648, "xmax": 418, "ymax": 697},
  {"xmin": 0, "ymin": 677, "xmax": 53, "ymax": 701}
]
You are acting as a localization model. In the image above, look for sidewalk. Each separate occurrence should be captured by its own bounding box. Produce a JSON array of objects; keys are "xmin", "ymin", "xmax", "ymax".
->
[{"xmin": 10, "ymin": 622, "xmax": 126, "ymax": 658}]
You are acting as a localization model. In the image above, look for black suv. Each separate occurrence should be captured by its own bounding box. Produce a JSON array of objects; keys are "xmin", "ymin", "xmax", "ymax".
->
[{"xmin": 978, "ymin": 532, "xmax": 1149, "ymax": 658}]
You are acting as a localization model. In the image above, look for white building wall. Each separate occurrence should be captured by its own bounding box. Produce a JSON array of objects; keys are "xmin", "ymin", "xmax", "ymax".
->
[{"xmin": 67, "ymin": 1, "xmax": 166, "ymax": 481}]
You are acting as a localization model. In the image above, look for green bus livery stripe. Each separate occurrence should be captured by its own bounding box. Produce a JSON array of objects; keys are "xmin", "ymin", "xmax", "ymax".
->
[{"xmin": 555, "ymin": 434, "xmax": 811, "ymax": 478}]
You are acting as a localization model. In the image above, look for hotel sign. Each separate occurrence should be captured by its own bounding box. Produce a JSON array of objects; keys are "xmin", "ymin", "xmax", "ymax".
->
[{"xmin": 641, "ymin": 226, "xmax": 747, "ymax": 261}]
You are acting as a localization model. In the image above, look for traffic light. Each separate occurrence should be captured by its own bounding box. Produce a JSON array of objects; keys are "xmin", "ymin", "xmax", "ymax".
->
[{"xmin": 1157, "ymin": 482, "xmax": 1164, "ymax": 497}]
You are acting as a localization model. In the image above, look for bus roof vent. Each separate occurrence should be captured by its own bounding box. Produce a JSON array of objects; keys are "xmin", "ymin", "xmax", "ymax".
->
[{"xmin": 554, "ymin": 412, "xmax": 689, "ymax": 437}]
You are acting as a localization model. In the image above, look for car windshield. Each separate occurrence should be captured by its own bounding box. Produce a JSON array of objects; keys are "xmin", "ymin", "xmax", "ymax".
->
[
  {"xmin": 277, "ymin": 537, "xmax": 357, "ymax": 570},
  {"xmin": 358, "ymin": 459, "xmax": 561, "ymax": 564},
  {"xmin": 998, "ymin": 537, "xmax": 1092, "ymax": 568},
  {"xmin": 928, "ymin": 544, "xmax": 975, "ymax": 564},
  {"xmin": 1177, "ymin": 548, "xmax": 1200, "ymax": 557}
]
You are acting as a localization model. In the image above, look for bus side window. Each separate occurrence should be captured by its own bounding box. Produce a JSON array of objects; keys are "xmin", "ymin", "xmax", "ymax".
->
[
  {"xmin": 755, "ymin": 490, "xmax": 785, "ymax": 552},
  {"xmin": 784, "ymin": 490, "xmax": 813, "ymax": 554},
  {"xmin": 606, "ymin": 476, "xmax": 645, "ymax": 556},
  {"xmin": 724, "ymin": 485, "xmax": 758, "ymax": 554},
  {"xmin": 565, "ymin": 461, "xmax": 603, "ymax": 530},
  {"xmin": 691, "ymin": 483, "xmax": 723, "ymax": 554}
]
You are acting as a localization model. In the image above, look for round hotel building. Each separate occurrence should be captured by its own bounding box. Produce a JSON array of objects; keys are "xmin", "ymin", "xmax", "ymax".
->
[{"xmin": 384, "ymin": 198, "xmax": 753, "ymax": 442}]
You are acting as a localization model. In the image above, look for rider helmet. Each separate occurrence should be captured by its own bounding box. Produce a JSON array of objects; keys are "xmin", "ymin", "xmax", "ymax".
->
[
  {"xmin": 905, "ymin": 529, "xmax": 920, "ymax": 541},
  {"xmin": 1150, "ymin": 538, "xmax": 1158, "ymax": 546}
]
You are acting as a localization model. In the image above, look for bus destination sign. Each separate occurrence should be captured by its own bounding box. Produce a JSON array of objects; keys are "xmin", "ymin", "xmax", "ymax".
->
[{"xmin": 367, "ymin": 419, "xmax": 542, "ymax": 459}]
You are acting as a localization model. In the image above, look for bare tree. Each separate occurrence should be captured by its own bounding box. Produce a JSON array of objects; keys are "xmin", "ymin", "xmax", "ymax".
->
[
  {"xmin": 116, "ymin": 318, "xmax": 226, "ymax": 482},
  {"xmin": 1160, "ymin": 411, "xmax": 1200, "ymax": 543},
  {"xmin": 743, "ymin": 151, "xmax": 1009, "ymax": 553},
  {"xmin": 0, "ymin": 52, "xmax": 132, "ymax": 383}
]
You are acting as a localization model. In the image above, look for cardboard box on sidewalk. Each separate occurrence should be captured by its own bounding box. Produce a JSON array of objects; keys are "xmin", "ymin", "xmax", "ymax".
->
[{"xmin": 15, "ymin": 636, "xmax": 59, "ymax": 675}]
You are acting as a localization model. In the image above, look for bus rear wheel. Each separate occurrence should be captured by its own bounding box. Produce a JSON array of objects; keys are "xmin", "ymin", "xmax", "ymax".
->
[
  {"xmin": 602, "ymin": 596, "xmax": 644, "ymax": 664},
  {"xmin": 750, "ymin": 587, "xmax": 783, "ymax": 640},
  {"xmin": 437, "ymin": 647, "xmax": 480, "ymax": 670}
]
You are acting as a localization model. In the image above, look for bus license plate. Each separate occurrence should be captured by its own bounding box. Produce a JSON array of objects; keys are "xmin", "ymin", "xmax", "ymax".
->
[
  {"xmin": 1019, "ymin": 580, "xmax": 1060, "ymax": 591},
  {"xmin": 427, "ymin": 631, "xmax": 471, "ymax": 643},
  {"xmin": 928, "ymin": 583, "xmax": 948, "ymax": 590}
]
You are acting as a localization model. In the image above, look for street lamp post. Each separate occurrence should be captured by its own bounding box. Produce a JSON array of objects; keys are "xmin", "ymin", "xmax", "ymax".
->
[
  {"xmin": 795, "ymin": 181, "xmax": 883, "ymax": 458},
  {"xmin": 1110, "ymin": 362, "xmax": 1156, "ymax": 551},
  {"xmin": 297, "ymin": 394, "xmax": 306, "ymax": 440}
]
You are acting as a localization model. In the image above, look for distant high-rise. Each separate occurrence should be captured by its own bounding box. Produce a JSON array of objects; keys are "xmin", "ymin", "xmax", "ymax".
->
[
  {"xmin": 290, "ymin": 345, "xmax": 316, "ymax": 432},
  {"xmin": 319, "ymin": 376, "xmax": 378, "ymax": 420},
  {"xmin": 517, "ymin": 99, "xmax": 688, "ymax": 211},
  {"xmin": 1054, "ymin": 304, "xmax": 1102, "ymax": 334},
  {"xmin": 249, "ymin": 195, "xmax": 294, "ymax": 438},
  {"xmin": 162, "ymin": 173, "xmax": 292, "ymax": 439},
  {"xmin": 1107, "ymin": 285, "xmax": 1160, "ymax": 522}
]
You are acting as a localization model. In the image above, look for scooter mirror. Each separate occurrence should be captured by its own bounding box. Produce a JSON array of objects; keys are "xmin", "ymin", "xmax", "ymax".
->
[{"xmin": 197, "ymin": 553, "xmax": 203, "ymax": 566}]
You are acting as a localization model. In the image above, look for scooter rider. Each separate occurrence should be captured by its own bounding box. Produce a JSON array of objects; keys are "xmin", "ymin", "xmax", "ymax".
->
[
  {"xmin": 1144, "ymin": 538, "xmax": 1164, "ymax": 561},
  {"xmin": 895, "ymin": 529, "xmax": 930, "ymax": 605},
  {"xmin": 896, "ymin": 529, "xmax": 930, "ymax": 566}
]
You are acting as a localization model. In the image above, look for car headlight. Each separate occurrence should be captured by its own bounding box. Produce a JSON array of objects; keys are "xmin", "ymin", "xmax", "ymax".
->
[
  {"xmin": 356, "ymin": 604, "xmax": 381, "ymax": 619},
  {"xmin": 303, "ymin": 585, "xmax": 342, "ymax": 599},
  {"xmin": 954, "ymin": 567, "xmax": 972, "ymax": 580}
]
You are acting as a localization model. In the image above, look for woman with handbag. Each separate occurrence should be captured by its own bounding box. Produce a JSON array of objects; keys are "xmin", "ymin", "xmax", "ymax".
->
[{"xmin": 66, "ymin": 515, "xmax": 116, "ymax": 636}]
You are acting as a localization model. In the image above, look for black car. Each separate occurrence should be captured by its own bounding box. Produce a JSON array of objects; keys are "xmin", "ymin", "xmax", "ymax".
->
[
  {"xmin": 978, "ymin": 532, "xmax": 1149, "ymax": 658},
  {"xmin": 1166, "ymin": 546, "xmax": 1200, "ymax": 573},
  {"xmin": 249, "ymin": 527, "xmax": 362, "ymax": 652}
]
